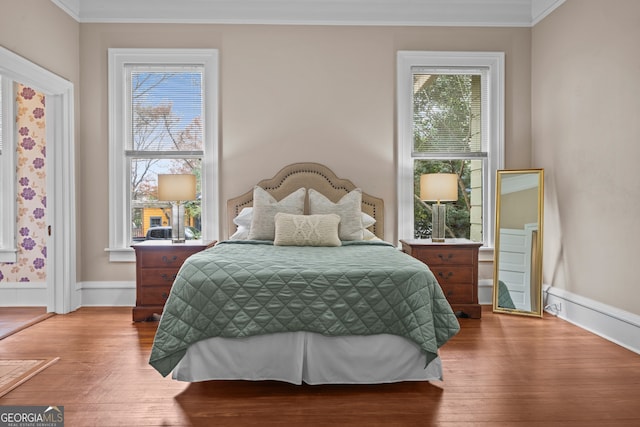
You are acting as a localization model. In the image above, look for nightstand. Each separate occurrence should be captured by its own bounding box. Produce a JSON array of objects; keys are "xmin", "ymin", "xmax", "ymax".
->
[
  {"xmin": 400, "ymin": 238, "xmax": 483, "ymax": 319},
  {"xmin": 132, "ymin": 240, "xmax": 215, "ymax": 321}
]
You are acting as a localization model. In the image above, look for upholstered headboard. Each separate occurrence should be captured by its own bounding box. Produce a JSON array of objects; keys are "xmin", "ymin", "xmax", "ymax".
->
[{"xmin": 226, "ymin": 162, "xmax": 385, "ymax": 240}]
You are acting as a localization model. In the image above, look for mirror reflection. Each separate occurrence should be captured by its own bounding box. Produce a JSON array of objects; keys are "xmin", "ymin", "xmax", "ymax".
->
[{"xmin": 493, "ymin": 169, "xmax": 544, "ymax": 317}]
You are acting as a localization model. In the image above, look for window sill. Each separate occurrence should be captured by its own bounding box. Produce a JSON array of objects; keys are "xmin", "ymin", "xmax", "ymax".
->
[
  {"xmin": 105, "ymin": 247, "xmax": 135, "ymax": 263},
  {"xmin": 0, "ymin": 248, "xmax": 17, "ymax": 264},
  {"xmin": 479, "ymin": 245, "xmax": 494, "ymax": 262}
]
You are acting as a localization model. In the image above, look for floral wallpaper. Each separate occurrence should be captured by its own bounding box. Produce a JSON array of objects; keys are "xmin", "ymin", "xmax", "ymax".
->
[{"xmin": 0, "ymin": 84, "xmax": 47, "ymax": 283}]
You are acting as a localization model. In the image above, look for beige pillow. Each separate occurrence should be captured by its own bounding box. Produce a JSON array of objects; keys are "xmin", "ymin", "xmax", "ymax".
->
[
  {"xmin": 248, "ymin": 186, "xmax": 306, "ymax": 240},
  {"xmin": 308, "ymin": 188, "xmax": 363, "ymax": 240},
  {"xmin": 274, "ymin": 213, "xmax": 341, "ymax": 247}
]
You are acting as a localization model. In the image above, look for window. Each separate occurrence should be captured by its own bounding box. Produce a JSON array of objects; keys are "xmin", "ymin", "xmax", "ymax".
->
[
  {"xmin": 149, "ymin": 217, "xmax": 162, "ymax": 228},
  {"xmin": 107, "ymin": 49, "xmax": 219, "ymax": 262},
  {"xmin": 397, "ymin": 51, "xmax": 504, "ymax": 247},
  {"xmin": 0, "ymin": 75, "xmax": 17, "ymax": 262}
]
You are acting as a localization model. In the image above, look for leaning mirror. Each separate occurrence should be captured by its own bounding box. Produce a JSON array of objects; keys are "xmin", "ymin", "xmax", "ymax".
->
[{"xmin": 493, "ymin": 169, "xmax": 544, "ymax": 317}]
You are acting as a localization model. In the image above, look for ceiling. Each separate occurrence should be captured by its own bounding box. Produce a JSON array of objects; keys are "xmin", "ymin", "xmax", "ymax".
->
[{"xmin": 51, "ymin": 0, "xmax": 565, "ymax": 27}]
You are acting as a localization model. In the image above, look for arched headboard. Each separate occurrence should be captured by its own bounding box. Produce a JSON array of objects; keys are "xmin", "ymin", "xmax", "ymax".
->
[{"xmin": 226, "ymin": 162, "xmax": 385, "ymax": 240}]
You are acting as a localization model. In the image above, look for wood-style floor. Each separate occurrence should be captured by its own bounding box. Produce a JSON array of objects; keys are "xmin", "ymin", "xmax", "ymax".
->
[{"xmin": 0, "ymin": 306, "xmax": 638, "ymax": 426}]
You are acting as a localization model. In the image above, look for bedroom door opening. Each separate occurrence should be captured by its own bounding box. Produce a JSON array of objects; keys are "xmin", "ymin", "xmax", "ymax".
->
[{"xmin": 0, "ymin": 47, "xmax": 76, "ymax": 314}]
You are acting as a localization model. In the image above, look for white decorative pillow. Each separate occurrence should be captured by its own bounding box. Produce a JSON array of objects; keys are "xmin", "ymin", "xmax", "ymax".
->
[
  {"xmin": 248, "ymin": 186, "xmax": 306, "ymax": 240},
  {"xmin": 308, "ymin": 188, "xmax": 363, "ymax": 241},
  {"xmin": 274, "ymin": 213, "xmax": 341, "ymax": 247}
]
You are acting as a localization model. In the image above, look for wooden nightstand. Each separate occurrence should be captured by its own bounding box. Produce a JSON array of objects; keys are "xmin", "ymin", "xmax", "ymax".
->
[
  {"xmin": 132, "ymin": 240, "xmax": 215, "ymax": 321},
  {"xmin": 400, "ymin": 238, "xmax": 483, "ymax": 319}
]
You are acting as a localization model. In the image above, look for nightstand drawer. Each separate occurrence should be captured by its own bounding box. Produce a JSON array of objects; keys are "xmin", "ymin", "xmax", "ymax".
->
[
  {"xmin": 440, "ymin": 284, "xmax": 474, "ymax": 304},
  {"xmin": 412, "ymin": 247, "xmax": 475, "ymax": 266},
  {"xmin": 139, "ymin": 268, "xmax": 179, "ymax": 286},
  {"xmin": 430, "ymin": 266, "xmax": 474, "ymax": 285},
  {"xmin": 138, "ymin": 251, "xmax": 193, "ymax": 268},
  {"xmin": 139, "ymin": 285, "xmax": 172, "ymax": 305}
]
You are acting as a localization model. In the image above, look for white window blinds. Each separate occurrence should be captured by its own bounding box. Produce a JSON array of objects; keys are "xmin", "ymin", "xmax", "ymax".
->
[
  {"xmin": 127, "ymin": 66, "xmax": 204, "ymax": 153},
  {"xmin": 411, "ymin": 67, "xmax": 487, "ymax": 155}
]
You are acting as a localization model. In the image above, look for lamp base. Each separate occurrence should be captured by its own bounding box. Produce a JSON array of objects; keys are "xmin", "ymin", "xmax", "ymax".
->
[
  {"xmin": 431, "ymin": 203, "xmax": 446, "ymax": 242},
  {"xmin": 171, "ymin": 202, "xmax": 187, "ymax": 244}
]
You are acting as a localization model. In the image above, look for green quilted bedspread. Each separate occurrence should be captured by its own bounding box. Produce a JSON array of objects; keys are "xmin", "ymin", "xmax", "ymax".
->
[
  {"xmin": 497, "ymin": 280, "xmax": 516, "ymax": 309},
  {"xmin": 149, "ymin": 240, "xmax": 460, "ymax": 377}
]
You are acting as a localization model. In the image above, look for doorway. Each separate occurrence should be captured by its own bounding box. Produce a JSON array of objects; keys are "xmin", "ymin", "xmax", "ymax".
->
[{"xmin": 0, "ymin": 47, "xmax": 76, "ymax": 314}]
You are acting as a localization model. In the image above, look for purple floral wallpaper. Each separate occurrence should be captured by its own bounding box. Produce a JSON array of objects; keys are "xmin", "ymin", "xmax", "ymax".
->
[{"xmin": 0, "ymin": 84, "xmax": 47, "ymax": 283}]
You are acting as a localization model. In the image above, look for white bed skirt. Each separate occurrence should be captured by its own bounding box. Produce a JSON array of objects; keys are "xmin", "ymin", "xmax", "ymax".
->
[{"xmin": 172, "ymin": 332, "xmax": 443, "ymax": 385}]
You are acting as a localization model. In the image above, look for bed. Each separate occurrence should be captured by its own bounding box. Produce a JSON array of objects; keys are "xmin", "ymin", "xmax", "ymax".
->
[{"xmin": 149, "ymin": 162, "xmax": 460, "ymax": 385}]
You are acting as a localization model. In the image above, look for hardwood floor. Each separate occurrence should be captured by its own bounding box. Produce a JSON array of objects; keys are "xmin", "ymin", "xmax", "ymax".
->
[{"xmin": 0, "ymin": 306, "xmax": 638, "ymax": 426}]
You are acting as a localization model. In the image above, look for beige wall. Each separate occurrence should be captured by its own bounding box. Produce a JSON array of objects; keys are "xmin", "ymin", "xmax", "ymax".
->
[
  {"xmin": 2, "ymin": 1, "xmax": 533, "ymax": 286},
  {"xmin": 532, "ymin": 0, "xmax": 640, "ymax": 315},
  {"xmin": 4, "ymin": 0, "xmax": 638, "ymax": 319},
  {"xmin": 0, "ymin": 0, "xmax": 79, "ymax": 82},
  {"xmin": 78, "ymin": 23, "xmax": 532, "ymax": 282}
]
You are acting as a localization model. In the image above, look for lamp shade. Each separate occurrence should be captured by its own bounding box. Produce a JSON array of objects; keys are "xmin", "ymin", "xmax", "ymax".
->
[
  {"xmin": 157, "ymin": 174, "xmax": 197, "ymax": 202},
  {"xmin": 420, "ymin": 173, "xmax": 458, "ymax": 202}
]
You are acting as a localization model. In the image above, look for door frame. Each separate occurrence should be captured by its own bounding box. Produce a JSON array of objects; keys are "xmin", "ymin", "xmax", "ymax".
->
[{"xmin": 0, "ymin": 47, "xmax": 76, "ymax": 313}]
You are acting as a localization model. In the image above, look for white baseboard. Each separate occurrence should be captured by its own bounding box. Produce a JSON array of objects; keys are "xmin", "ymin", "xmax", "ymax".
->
[
  {"xmin": 544, "ymin": 285, "xmax": 640, "ymax": 355},
  {"xmin": 0, "ymin": 282, "xmax": 47, "ymax": 306},
  {"xmin": 5, "ymin": 280, "xmax": 638, "ymax": 356},
  {"xmin": 474, "ymin": 280, "xmax": 639, "ymax": 356},
  {"xmin": 75, "ymin": 281, "xmax": 136, "ymax": 308},
  {"xmin": 478, "ymin": 279, "xmax": 493, "ymax": 305}
]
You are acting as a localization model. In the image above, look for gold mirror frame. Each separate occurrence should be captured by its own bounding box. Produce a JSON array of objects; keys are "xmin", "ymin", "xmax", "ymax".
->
[{"xmin": 492, "ymin": 169, "xmax": 544, "ymax": 317}]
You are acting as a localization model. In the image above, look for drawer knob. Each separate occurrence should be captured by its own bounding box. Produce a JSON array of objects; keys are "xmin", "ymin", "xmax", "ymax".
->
[
  {"xmin": 161, "ymin": 255, "xmax": 178, "ymax": 265},
  {"xmin": 438, "ymin": 271, "xmax": 454, "ymax": 280},
  {"xmin": 162, "ymin": 292, "xmax": 168, "ymax": 300},
  {"xmin": 438, "ymin": 253, "xmax": 453, "ymax": 261}
]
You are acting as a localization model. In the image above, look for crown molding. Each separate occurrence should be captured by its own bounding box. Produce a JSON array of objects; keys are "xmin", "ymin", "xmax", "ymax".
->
[
  {"xmin": 50, "ymin": 0, "xmax": 565, "ymax": 27},
  {"xmin": 50, "ymin": 0, "xmax": 80, "ymax": 21},
  {"xmin": 531, "ymin": 0, "xmax": 566, "ymax": 25}
]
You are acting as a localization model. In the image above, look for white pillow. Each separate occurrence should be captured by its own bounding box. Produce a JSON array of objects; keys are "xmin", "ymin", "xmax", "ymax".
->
[
  {"xmin": 233, "ymin": 207, "xmax": 253, "ymax": 229},
  {"xmin": 248, "ymin": 186, "xmax": 306, "ymax": 240},
  {"xmin": 361, "ymin": 212, "xmax": 375, "ymax": 229},
  {"xmin": 274, "ymin": 213, "xmax": 341, "ymax": 247},
  {"xmin": 308, "ymin": 188, "xmax": 363, "ymax": 241},
  {"xmin": 229, "ymin": 226, "xmax": 249, "ymax": 240}
]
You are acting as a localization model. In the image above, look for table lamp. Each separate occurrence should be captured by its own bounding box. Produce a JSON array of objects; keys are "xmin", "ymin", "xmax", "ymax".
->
[
  {"xmin": 157, "ymin": 174, "xmax": 197, "ymax": 243},
  {"xmin": 420, "ymin": 173, "xmax": 458, "ymax": 242}
]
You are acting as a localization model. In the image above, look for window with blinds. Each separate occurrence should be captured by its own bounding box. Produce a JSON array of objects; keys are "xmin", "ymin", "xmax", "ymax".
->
[
  {"xmin": 398, "ymin": 51, "xmax": 504, "ymax": 246},
  {"xmin": 107, "ymin": 48, "xmax": 218, "ymax": 260},
  {"xmin": 125, "ymin": 66, "xmax": 205, "ymax": 242},
  {"xmin": 412, "ymin": 69, "xmax": 487, "ymax": 157},
  {"xmin": 410, "ymin": 69, "xmax": 488, "ymax": 241}
]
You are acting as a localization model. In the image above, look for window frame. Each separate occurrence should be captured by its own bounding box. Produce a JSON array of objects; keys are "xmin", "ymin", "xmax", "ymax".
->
[
  {"xmin": 0, "ymin": 76, "xmax": 17, "ymax": 263},
  {"xmin": 397, "ymin": 51, "xmax": 504, "ymax": 248},
  {"xmin": 107, "ymin": 48, "xmax": 219, "ymax": 262}
]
